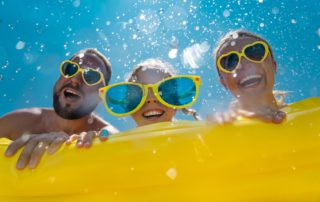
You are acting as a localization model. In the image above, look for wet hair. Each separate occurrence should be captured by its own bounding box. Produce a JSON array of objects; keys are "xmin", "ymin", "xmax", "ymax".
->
[
  {"xmin": 127, "ymin": 58, "xmax": 201, "ymax": 121},
  {"xmin": 214, "ymin": 29, "xmax": 275, "ymax": 77},
  {"xmin": 71, "ymin": 48, "xmax": 112, "ymax": 85},
  {"xmin": 127, "ymin": 58, "xmax": 176, "ymax": 82}
]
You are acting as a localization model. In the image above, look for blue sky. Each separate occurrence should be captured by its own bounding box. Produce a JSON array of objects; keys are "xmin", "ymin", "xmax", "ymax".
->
[{"xmin": 0, "ymin": 0, "xmax": 319, "ymax": 130}]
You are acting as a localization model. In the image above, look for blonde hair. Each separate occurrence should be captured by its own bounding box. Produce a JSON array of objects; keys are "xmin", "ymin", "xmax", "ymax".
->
[
  {"xmin": 128, "ymin": 58, "xmax": 201, "ymax": 121},
  {"xmin": 127, "ymin": 58, "xmax": 176, "ymax": 82}
]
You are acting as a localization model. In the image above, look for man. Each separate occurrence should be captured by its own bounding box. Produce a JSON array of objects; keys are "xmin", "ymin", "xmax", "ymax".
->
[{"xmin": 0, "ymin": 48, "xmax": 118, "ymax": 169}]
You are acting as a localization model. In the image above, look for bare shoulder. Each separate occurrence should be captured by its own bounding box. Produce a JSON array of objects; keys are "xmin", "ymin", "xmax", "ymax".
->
[
  {"xmin": 92, "ymin": 113, "xmax": 119, "ymax": 134},
  {"xmin": 0, "ymin": 108, "xmax": 50, "ymax": 139},
  {"xmin": 0, "ymin": 108, "xmax": 49, "ymax": 120}
]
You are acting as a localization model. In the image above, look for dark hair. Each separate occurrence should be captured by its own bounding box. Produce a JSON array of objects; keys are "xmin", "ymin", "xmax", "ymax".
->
[
  {"xmin": 71, "ymin": 48, "xmax": 112, "ymax": 85},
  {"xmin": 214, "ymin": 29, "xmax": 275, "ymax": 77}
]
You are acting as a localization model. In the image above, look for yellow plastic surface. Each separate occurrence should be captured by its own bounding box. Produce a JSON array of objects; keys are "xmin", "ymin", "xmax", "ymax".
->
[{"xmin": 0, "ymin": 97, "xmax": 319, "ymax": 202}]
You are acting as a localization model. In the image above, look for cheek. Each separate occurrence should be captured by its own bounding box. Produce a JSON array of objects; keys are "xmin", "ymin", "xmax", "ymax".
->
[
  {"xmin": 164, "ymin": 107, "xmax": 176, "ymax": 119},
  {"xmin": 54, "ymin": 78, "xmax": 65, "ymax": 92},
  {"xmin": 223, "ymin": 74, "xmax": 238, "ymax": 89}
]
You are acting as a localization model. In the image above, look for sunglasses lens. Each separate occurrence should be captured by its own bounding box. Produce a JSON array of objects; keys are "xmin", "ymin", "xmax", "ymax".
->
[
  {"xmin": 244, "ymin": 43, "xmax": 266, "ymax": 61},
  {"xmin": 105, "ymin": 84, "xmax": 143, "ymax": 115},
  {"xmin": 158, "ymin": 77, "xmax": 197, "ymax": 107},
  {"xmin": 61, "ymin": 62, "xmax": 78, "ymax": 77},
  {"xmin": 220, "ymin": 53, "xmax": 239, "ymax": 72},
  {"xmin": 83, "ymin": 69, "xmax": 102, "ymax": 85}
]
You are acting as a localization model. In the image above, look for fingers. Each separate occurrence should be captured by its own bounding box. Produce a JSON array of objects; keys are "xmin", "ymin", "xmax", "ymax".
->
[
  {"xmin": 82, "ymin": 131, "xmax": 97, "ymax": 148},
  {"xmin": 206, "ymin": 112, "xmax": 235, "ymax": 125},
  {"xmin": 28, "ymin": 141, "xmax": 49, "ymax": 169},
  {"xmin": 4, "ymin": 134, "xmax": 33, "ymax": 157},
  {"xmin": 254, "ymin": 107, "xmax": 286, "ymax": 124},
  {"xmin": 272, "ymin": 110, "xmax": 286, "ymax": 124},
  {"xmin": 16, "ymin": 138, "xmax": 39, "ymax": 170},
  {"xmin": 76, "ymin": 132, "xmax": 86, "ymax": 148},
  {"xmin": 66, "ymin": 134, "xmax": 79, "ymax": 145},
  {"xmin": 47, "ymin": 136, "xmax": 67, "ymax": 155}
]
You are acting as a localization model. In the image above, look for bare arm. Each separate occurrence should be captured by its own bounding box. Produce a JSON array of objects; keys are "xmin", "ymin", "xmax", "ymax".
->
[{"xmin": 0, "ymin": 108, "xmax": 42, "ymax": 140}]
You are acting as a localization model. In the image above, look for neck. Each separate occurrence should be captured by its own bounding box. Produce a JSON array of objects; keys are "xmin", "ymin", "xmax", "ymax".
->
[
  {"xmin": 238, "ymin": 92, "xmax": 278, "ymax": 111},
  {"xmin": 53, "ymin": 113, "xmax": 94, "ymax": 134}
]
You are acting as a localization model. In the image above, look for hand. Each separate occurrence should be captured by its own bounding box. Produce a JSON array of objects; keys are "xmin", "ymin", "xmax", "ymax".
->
[
  {"xmin": 66, "ymin": 129, "xmax": 110, "ymax": 148},
  {"xmin": 237, "ymin": 106, "xmax": 286, "ymax": 124},
  {"xmin": 4, "ymin": 132, "xmax": 69, "ymax": 169},
  {"xmin": 206, "ymin": 111, "xmax": 237, "ymax": 125}
]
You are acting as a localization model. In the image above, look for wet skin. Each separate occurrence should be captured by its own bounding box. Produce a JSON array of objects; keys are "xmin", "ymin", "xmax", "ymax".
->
[
  {"xmin": 216, "ymin": 36, "xmax": 286, "ymax": 123},
  {"xmin": 131, "ymin": 68, "xmax": 177, "ymax": 127},
  {"xmin": 0, "ymin": 51, "xmax": 118, "ymax": 169}
]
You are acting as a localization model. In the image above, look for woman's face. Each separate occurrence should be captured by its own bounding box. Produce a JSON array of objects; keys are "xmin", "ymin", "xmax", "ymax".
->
[
  {"xmin": 217, "ymin": 37, "xmax": 276, "ymax": 101},
  {"xmin": 131, "ymin": 68, "xmax": 176, "ymax": 127}
]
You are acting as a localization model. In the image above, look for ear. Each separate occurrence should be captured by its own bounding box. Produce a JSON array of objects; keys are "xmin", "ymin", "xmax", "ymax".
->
[{"xmin": 273, "ymin": 60, "xmax": 277, "ymax": 73}]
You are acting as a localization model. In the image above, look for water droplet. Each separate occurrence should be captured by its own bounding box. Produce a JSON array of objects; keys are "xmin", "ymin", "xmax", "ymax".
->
[
  {"xmin": 272, "ymin": 7, "xmax": 279, "ymax": 15},
  {"xmin": 166, "ymin": 168, "xmax": 177, "ymax": 180},
  {"xmin": 182, "ymin": 41, "xmax": 210, "ymax": 68},
  {"xmin": 16, "ymin": 41, "xmax": 25, "ymax": 50},
  {"xmin": 132, "ymin": 34, "xmax": 138, "ymax": 39},
  {"xmin": 152, "ymin": 149, "xmax": 157, "ymax": 154},
  {"xmin": 72, "ymin": 0, "xmax": 80, "ymax": 7},
  {"xmin": 168, "ymin": 48, "xmax": 178, "ymax": 59},
  {"xmin": 136, "ymin": 9, "xmax": 160, "ymax": 35},
  {"xmin": 223, "ymin": 10, "xmax": 230, "ymax": 18}
]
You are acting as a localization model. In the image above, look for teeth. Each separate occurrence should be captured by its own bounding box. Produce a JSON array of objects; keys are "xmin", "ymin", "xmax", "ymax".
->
[
  {"xmin": 144, "ymin": 110, "xmax": 163, "ymax": 117},
  {"xmin": 240, "ymin": 75, "xmax": 262, "ymax": 85},
  {"xmin": 66, "ymin": 89, "xmax": 79, "ymax": 95}
]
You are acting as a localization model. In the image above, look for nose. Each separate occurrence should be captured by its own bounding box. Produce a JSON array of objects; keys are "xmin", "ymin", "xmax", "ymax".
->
[
  {"xmin": 68, "ymin": 71, "xmax": 83, "ymax": 87},
  {"xmin": 145, "ymin": 88, "xmax": 158, "ymax": 104}
]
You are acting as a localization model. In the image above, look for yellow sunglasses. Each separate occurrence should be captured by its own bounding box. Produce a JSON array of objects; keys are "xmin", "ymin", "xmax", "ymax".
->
[
  {"xmin": 60, "ymin": 60, "xmax": 106, "ymax": 86},
  {"xmin": 217, "ymin": 41, "xmax": 270, "ymax": 74},
  {"xmin": 99, "ymin": 75, "xmax": 201, "ymax": 117}
]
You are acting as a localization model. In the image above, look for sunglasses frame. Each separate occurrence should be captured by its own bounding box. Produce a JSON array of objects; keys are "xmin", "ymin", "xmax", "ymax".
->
[
  {"xmin": 99, "ymin": 75, "xmax": 201, "ymax": 117},
  {"xmin": 217, "ymin": 41, "xmax": 270, "ymax": 74},
  {"xmin": 60, "ymin": 60, "xmax": 106, "ymax": 86}
]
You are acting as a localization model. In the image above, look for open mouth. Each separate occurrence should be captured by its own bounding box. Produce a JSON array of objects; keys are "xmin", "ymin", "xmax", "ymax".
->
[
  {"xmin": 63, "ymin": 87, "xmax": 82, "ymax": 102},
  {"xmin": 238, "ymin": 75, "xmax": 263, "ymax": 88},
  {"xmin": 142, "ymin": 109, "xmax": 165, "ymax": 119}
]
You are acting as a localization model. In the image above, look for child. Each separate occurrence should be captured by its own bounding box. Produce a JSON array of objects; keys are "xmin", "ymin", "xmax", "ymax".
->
[
  {"xmin": 209, "ymin": 30, "xmax": 286, "ymax": 124},
  {"xmin": 99, "ymin": 58, "xmax": 201, "ymax": 127}
]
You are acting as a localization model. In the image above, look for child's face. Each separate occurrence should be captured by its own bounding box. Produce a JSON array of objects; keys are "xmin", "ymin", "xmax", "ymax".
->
[
  {"xmin": 218, "ymin": 37, "xmax": 276, "ymax": 100},
  {"xmin": 131, "ymin": 68, "xmax": 177, "ymax": 126}
]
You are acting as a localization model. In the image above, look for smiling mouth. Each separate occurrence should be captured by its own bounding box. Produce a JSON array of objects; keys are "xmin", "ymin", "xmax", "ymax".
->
[
  {"xmin": 63, "ymin": 88, "xmax": 82, "ymax": 101},
  {"xmin": 238, "ymin": 75, "xmax": 263, "ymax": 88},
  {"xmin": 142, "ymin": 109, "xmax": 165, "ymax": 119}
]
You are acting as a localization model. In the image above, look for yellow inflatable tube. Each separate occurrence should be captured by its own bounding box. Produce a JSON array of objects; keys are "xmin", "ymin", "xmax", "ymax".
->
[{"xmin": 0, "ymin": 97, "xmax": 320, "ymax": 202}]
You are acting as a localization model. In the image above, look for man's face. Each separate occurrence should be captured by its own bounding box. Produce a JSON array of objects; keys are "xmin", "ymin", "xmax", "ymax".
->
[{"xmin": 53, "ymin": 52, "xmax": 108, "ymax": 119}]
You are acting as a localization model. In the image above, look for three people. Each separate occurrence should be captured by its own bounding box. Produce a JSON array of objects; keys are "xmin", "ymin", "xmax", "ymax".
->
[{"xmin": 1, "ymin": 30, "xmax": 288, "ymax": 169}]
